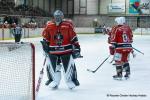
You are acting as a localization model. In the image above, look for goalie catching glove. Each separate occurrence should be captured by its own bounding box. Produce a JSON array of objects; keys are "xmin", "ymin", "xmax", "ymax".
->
[{"xmin": 40, "ymin": 39, "xmax": 50, "ymax": 53}]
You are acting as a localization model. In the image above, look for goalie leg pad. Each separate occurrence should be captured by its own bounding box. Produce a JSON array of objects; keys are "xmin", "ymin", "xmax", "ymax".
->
[
  {"xmin": 46, "ymin": 54, "xmax": 61, "ymax": 87},
  {"xmin": 45, "ymin": 66, "xmax": 53, "ymax": 85},
  {"xmin": 61, "ymin": 54, "xmax": 80, "ymax": 88}
]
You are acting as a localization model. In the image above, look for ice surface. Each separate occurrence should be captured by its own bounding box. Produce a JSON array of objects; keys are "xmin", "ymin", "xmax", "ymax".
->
[
  {"xmin": 35, "ymin": 34, "xmax": 150, "ymax": 100},
  {"xmin": 1, "ymin": 34, "xmax": 150, "ymax": 100}
]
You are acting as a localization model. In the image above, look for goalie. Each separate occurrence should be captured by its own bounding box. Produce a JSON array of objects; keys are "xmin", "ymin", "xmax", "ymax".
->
[{"xmin": 41, "ymin": 10, "xmax": 81, "ymax": 89}]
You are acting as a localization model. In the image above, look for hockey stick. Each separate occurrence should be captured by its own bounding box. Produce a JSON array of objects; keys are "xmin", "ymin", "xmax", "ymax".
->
[
  {"xmin": 35, "ymin": 56, "xmax": 47, "ymax": 98},
  {"xmin": 133, "ymin": 47, "xmax": 144, "ymax": 55},
  {"xmin": 87, "ymin": 55, "xmax": 111, "ymax": 73}
]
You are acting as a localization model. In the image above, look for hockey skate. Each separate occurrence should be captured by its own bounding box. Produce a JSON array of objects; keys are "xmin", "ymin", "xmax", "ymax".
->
[
  {"xmin": 123, "ymin": 63, "xmax": 130, "ymax": 80},
  {"xmin": 66, "ymin": 79, "xmax": 80, "ymax": 89},
  {"xmin": 113, "ymin": 73, "xmax": 122, "ymax": 80},
  {"xmin": 49, "ymin": 81, "xmax": 59, "ymax": 90},
  {"xmin": 67, "ymin": 81, "xmax": 76, "ymax": 89},
  {"xmin": 124, "ymin": 73, "xmax": 130, "ymax": 80},
  {"xmin": 45, "ymin": 80, "xmax": 51, "ymax": 86},
  {"xmin": 51, "ymin": 85, "xmax": 58, "ymax": 90},
  {"xmin": 113, "ymin": 65, "xmax": 123, "ymax": 80},
  {"xmin": 74, "ymin": 79, "xmax": 80, "ymax": 86}
]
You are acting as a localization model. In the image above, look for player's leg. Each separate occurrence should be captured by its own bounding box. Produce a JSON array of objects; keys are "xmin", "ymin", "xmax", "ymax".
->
[
  {"xmin": 113, "ymin": 51, "xmax": 123, "ymax": 79},
  {"xmin": 123, "ymin": 62, "xmax": 130, "ymax": 78},
  {"xmin": 14, "ymin": 34, "xmax": 18, "ymax": 43},
  {"xmin": 113, "ymin": 65, "xmax": 123, "ymax": 79},
  {"xmin": 46, "ymin": 54, "xmax": 61, "ymax": 88},
  {"xmin": 45, "ymin": 66, "xmax": 53, "ymax": 85},
  {"xmin": 122, "ymin": 52, "xmax": 131, "ymax": 79},
  {"xmin": 17, "ymin": 34, "xmax": 22, "ymax": 42},
  {"xmin": 61, "ymin": 54, "xmax": 80, "ymax": 89}
]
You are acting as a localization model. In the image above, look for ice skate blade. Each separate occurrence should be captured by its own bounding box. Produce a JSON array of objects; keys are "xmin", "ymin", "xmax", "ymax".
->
[
  {"xmin": 124, "ymin": 77, "xmax": 130, "ymax": 80},
  {"xmin": 113, "ymin": 77, "xmax": 130, "ymax": 81},
  {"xmin": 69, "ymin": 87, "xmax": 75, "ymax": 90},
  {"xmin": 113, "ymin": 77, "xmax": 122, "ymax": 81}
]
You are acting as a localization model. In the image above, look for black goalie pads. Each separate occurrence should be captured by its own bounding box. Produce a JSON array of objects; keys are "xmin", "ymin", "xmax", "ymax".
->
[{"xmin": 40, "ymin": 39, "xmax": 50, "ymax": 53}]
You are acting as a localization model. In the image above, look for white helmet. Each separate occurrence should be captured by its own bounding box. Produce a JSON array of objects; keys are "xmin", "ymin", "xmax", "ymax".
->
[
  {"xmin": 53, "ymin": 10, "xmax": 64, "ymax": 26},
  {"xmin": 115, "ymin": 17, "xmax": 126, "ymax": 25}
]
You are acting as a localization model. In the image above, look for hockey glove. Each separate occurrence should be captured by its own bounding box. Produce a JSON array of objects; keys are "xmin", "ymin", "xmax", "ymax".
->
[
  {"xmin": 72, "ymin": 50, "xmax": 81, "ymax": 59},
  {"xmin": 40, "ymin": 39, "xmax": 50, "ymax": 53},
  {"xmin": 109, "ymin": 45, "xmax": 115, "ymax": 55},
  {"xmin": 72, "ymin": 44, "xmax": 82, "ymax": 59},
  {"xmin": 132, "ymin": 50, "xmax": 136, "ymax": 58}
]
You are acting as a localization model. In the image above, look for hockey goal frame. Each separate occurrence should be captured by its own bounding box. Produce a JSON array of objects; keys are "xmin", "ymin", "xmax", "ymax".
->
[{"xmin": 0, "ymin": 42, "xmax": 35, "ymax": 100}]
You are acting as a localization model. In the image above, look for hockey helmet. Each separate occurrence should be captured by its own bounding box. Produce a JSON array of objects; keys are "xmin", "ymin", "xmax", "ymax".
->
[
  {"xmin": 115, "ymin": 17, "xmax": 126, "ymax": 25},
  {"xmin": 53, "ymin": 10, "xmax": 64, "ymax": 26}
]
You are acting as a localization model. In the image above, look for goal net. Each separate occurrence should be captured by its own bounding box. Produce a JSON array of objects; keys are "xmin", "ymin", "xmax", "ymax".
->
[{"xmin": 0, "ymin": 42, "xmax": 35, "ymax": 100}]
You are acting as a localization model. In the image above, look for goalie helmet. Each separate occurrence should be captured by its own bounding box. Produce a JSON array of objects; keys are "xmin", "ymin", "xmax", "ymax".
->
[
  {"xmin": 53, "ymin": 10, "xmax": 64, "ymax": 26},
  {"xmin": 115, "ymin": 17, "xmax": 126, "ymax": 25}
]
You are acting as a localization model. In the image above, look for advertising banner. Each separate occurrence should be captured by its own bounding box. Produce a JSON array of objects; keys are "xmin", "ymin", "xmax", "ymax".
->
[
  {"xmin": 129, "ymin": 0, "xmax": 150, "ymax": 14},
  {"xmin": 140, "ymin": 0, "xmax": 150, "ymax": 14},
  {"xmin": 108, "ymin": 3, "xmax": 125, "ymax": 13},
  {"xmin": 129, "ymin": 0, "xmax": 140, "ymax": 14}
]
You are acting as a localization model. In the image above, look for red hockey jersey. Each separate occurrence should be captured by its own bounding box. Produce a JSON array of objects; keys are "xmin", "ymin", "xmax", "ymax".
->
[
  {"xmin": 109, "ymin": 25, "xmax": 133, "ymax": 49},
  {"xmin": 42, "ymin": 20, "xmax": 80, "ymax": 55}
]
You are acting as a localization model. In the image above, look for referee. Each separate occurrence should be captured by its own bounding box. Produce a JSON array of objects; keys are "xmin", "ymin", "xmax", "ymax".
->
[{"xmin": 12, "ymin": 24, "xmax": 22, "ymax": 43}]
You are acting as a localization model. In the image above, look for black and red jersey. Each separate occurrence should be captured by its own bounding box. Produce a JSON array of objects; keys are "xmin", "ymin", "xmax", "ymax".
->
[
  {"xmin": 108, "ymin": 25, "xmax": 133, "ymax": 49},
  {"xmin": 42, "ymin": 20, "xmax": 80, "ymax": 55}
]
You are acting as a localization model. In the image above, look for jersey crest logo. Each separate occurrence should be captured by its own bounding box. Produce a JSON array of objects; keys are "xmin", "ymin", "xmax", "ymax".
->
[{"xmin": 54, "ymin": 32, "xmax": 64, "ymax": 46}]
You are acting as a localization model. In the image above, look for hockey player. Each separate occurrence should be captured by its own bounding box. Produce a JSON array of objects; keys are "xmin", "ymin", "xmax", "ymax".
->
[
  {"xmin": 41, "ymin": 10, "xmax": 81, "ymax": 89},
  {"xmin": 108, "ymin": 17, "xmax": 133, "ymax": 80}
]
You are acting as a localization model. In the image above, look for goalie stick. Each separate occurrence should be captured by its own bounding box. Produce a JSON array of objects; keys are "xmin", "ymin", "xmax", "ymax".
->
[
  {"xmin": 87, "ymin": 55, "xmax": 111, "ymax": 73},
  {"xmin": 35, "ymin": 55, "xmax": 47, "ymax": 98}
]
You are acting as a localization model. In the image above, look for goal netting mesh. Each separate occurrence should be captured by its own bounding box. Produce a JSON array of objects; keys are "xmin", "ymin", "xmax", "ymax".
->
[{"xmin": 0, "ymin": 42, "xmax": 35, "ymax": 100}]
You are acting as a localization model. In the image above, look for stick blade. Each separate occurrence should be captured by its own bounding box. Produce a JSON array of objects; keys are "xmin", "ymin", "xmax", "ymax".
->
[{"xmin": 87, "ymin": 69, "xmax": 95, "ymax": 73}]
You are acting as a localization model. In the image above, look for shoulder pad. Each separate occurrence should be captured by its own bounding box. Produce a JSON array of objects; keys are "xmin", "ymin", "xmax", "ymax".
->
[
  {"xmin": 62, "ymin": 20, "xmax": 74, "ymax": 27},
  {"xmin": 63, "ymin": 19, "xmax": 73, "ymax": 24},
  {"xmin": 46, "ymin": 21, "xmax": 55, "ymax": 25},
  {"xmin": 46, "ymin": 21, "xmax": 55, "ymax": 27}
]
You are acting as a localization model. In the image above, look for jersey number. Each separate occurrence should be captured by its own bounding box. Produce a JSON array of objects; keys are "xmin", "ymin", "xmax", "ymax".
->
[{"xmin": 122, "ymin": 33, "xmax": 128, "ymax": 42}]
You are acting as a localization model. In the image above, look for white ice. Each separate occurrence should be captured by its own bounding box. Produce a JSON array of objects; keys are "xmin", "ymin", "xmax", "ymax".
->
[{"xmin": 2, "ymin": 34, "xmax": 150, "ymax": 100}]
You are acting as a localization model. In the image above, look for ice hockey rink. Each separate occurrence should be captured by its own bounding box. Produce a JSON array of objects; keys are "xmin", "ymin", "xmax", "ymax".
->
[
  {"xmin": 2, "ymin": 34, "xmax": 150, "ymax": 100},
  {"xmin": 29, "ymin": 34, "xmax": 150, "ymax": 100}
]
